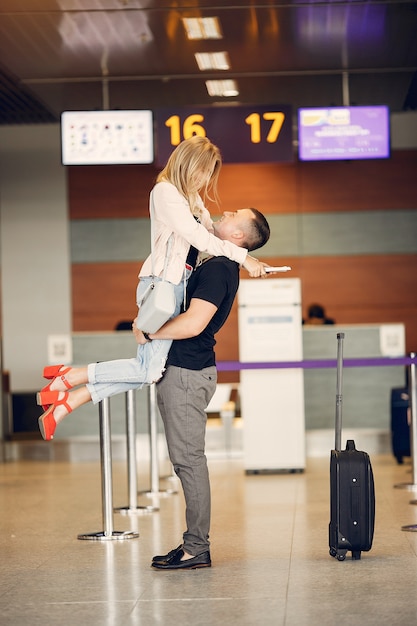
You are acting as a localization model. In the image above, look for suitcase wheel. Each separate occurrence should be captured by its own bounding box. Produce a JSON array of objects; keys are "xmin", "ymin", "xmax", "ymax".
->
[{"xmin": 329, "ymin": 547, "xmax": 347, "ymax": 561}]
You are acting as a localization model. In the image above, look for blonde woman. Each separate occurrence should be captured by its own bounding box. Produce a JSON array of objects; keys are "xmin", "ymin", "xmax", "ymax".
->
[{"xmin": 37, "ymin": 136, "xmax": 267, "ymax": 440}]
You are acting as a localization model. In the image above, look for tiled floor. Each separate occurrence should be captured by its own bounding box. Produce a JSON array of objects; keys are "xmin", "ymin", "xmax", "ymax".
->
[{"xmin": 1, "ymin": 442, "xmax": 417, "ymax": 626}]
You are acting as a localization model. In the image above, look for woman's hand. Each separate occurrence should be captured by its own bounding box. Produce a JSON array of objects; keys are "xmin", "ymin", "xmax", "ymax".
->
[
  {"xmin": 132, "ymin": 318, "xmax": 148, "ymax": 345},
  {"xmin": 242, "ymin": 255, "xmax": 268, "ymax": 278}
]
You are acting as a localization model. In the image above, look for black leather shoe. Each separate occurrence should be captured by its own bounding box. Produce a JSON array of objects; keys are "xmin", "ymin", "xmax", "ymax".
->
[
  {"xmin": 151, "ymin": 549, "xmax": 211, "ymax": 570},
  {"xmin": 152, "ymin": 545, "xmax": 183, "ymax": 563}
]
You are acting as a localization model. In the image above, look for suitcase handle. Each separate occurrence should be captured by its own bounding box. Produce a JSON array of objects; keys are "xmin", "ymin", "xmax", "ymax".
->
[{"xmin": 335, "ymin": 332, "xmax": 345, "ymax": 451}]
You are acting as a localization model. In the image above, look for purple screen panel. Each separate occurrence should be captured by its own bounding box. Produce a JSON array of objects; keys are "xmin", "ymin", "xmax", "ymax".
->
[{"xmin": 298, "ymin": 106, "xmax": 390, "ymax": 161}]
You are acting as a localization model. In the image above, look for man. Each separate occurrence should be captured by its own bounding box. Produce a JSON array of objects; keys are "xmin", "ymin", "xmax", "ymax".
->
[
  {"xmin": 303, "ymin": 303, "xmax": 335, "ymax": 325},
  {"xmin": 134, "ymin": 208, "xmax": 271, "ymax": 570}
]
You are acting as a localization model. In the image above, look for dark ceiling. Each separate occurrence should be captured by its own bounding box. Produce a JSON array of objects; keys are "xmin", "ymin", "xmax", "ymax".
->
[{"xmin": 0, "ymin": 0, "xmax": 417, "ymax": 125}]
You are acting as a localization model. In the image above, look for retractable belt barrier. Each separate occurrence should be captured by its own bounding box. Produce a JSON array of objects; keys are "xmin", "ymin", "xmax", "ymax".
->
[{"xmin": 216, "ymin": 355, "xmax": 417, "ymax": 372}]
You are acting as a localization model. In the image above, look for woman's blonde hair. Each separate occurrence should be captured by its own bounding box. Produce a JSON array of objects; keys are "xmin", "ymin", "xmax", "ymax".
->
[{"xmin": 156, "ymin": 136, "xmax": 222, "ymax": 216}]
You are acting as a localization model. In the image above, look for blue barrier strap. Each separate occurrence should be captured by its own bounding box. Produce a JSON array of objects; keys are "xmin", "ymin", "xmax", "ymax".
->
[{"xmin": 217, "ymin": 355, "xmax": 417, "ymax": 372}]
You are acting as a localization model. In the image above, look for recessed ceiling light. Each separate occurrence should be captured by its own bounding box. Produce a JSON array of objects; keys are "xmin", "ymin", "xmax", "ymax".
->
[
  {"xmin": 195, "ymin": 52, "xmax": 230, "ymax": 71},
  {"xmin": 182, "ymin": 17, "xmax": 223, "ymax": 40},
  {"xmin": 206, "ymin": 79, "xmax": 239, "ymax": 97}
]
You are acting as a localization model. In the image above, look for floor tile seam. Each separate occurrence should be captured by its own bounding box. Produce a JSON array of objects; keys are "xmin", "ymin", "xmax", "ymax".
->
[
  {"xmin": 134, "ymin": 597, "xmax": 279, "ymax": 603},
  {"xmin": 32, "ymin": 600, "xmax": 138, "ymax": 606},
  {"xmin": 281, "ymin": 481, "xmax": 300, "ymax": 626}
]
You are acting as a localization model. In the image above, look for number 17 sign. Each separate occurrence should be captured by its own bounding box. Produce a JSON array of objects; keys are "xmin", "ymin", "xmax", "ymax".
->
[{"xmin": 155, "ymin": 104, "xmax": 293, "ymax": 166}]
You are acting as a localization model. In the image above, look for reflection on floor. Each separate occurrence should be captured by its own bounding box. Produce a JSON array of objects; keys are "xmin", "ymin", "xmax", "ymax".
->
[{"xmin": 1, "ymin": 446, "xmax": 417, "ymax": 625}]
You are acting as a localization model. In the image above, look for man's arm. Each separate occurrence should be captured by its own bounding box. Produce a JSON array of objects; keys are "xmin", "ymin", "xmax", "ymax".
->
[{"xmin": 134, "ymin": 298, "xmax": 218, "ymax": 345}]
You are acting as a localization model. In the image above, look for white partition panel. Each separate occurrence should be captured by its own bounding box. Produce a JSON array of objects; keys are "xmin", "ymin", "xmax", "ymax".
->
[{"xmin": 238, "ymin": 278, "xmax": 305, "ymax": 472}]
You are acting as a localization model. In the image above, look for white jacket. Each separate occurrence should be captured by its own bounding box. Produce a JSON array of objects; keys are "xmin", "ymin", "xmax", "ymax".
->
[{"xmin": 139, "ymin": 182, "xmax": 248, "ymax": 285}]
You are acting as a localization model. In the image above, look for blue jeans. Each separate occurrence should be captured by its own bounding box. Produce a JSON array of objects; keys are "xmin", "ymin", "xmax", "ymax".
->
[{"xmin": 86, "ymin": 272, "xmax": 190, "ymax": 404}]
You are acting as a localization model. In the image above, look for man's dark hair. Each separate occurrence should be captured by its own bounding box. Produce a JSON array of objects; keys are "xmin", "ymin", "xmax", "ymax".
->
[{"xmin": 244, "ymin": 208, "xmax": 271, "ymax": 251}]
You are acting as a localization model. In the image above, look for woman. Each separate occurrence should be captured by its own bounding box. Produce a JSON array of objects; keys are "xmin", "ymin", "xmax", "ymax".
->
[{"xmin": 37, "ymin": 136, "xmax": 267, "ymax": 440}]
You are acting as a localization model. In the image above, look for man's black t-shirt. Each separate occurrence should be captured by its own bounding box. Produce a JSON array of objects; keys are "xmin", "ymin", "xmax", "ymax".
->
[{"xmin": 166, "ymin": 256, "xmax": 240, "ymax": 370}]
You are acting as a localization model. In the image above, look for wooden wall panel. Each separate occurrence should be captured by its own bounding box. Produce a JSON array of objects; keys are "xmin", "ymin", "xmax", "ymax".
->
[
  {"xmin": 214, "ymin": 162, "xmax": 298, "ymax": 216},
  {"xmin": 68, "ymin": 151, "xmax": 417, "ymax": 220},
  {"xmin": 72, "ymin": 262, "xmax": 142, "ymax": 331},
  {"xmin": 68, "ymin": 165, "xmax": 158, "ymax": 219},
  {"xmin": 303, "ymin": 256, "xmax": 417, "ymax": 352},
  {"xmin": 296, "ymin": 150, "xmax": 417, "ymax": 213},
  {"xmin": 293, "ymin": 255, "xmax": 417, "ymax": 309}
]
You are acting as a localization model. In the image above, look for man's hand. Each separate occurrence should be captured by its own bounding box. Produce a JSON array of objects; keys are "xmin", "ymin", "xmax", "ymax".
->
[
  {"xmin": 132, "ymin": 298, "xmax": 218, "ymax": 344},
  {"xmin": 132, "ymin": 318, "xmax": 148, "ymax": 344},
  {"xmin": 242, "ymin": 255, "xmax": 268, "ymax": 278}
]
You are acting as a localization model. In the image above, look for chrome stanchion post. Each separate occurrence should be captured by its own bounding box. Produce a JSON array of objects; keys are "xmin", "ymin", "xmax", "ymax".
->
[
  {"xmin": 159, "ymin": 433, "xmax": 179, "ymax": 484},
  {"xmin": 115, "ymin": 390, "xmax": 158, "ymax": 515},
  {"xmin": 149, "ymin": 383, "xmax": 159, "ymax": 494},
  {"xmin": 78, "ymin": 397, "xmax": 139, "ymax": 541},
  {"xmin": 220, "ymin": 401, "xmax": 235, "ymax": 459},
  {"xmin": 395, "ymin": 353, "xmax": 417, "ymax": 493},
  {"xmin": 410, "ymin": 353, "xmax": 417, "ymax": 488},
  {"xmin": 402, "ymin": 354, "xmax": 417, "ymax": 531},
  {"xmin": 141, "ymin": 383, "xmax": 177, "ymax": 498}
]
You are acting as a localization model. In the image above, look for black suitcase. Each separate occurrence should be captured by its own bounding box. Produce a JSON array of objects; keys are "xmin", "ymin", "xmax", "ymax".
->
[
  {"xmin": 390, "ymin": 386, "xmax": 410, "ymax": 464},
  {"xmin": 329, "ymin": 333, "xmax": 376, "ymax": 561}
]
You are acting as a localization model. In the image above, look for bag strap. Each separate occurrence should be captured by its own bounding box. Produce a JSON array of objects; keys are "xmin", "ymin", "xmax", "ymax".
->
[{"xmin": 150, "ymin": 193, "xmax": 173, "ymax": 280}]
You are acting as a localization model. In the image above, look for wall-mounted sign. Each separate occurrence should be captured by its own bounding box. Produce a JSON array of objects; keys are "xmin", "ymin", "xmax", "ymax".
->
[
  {"xmin": 155, "ymin": 105, "xmax": 293, "ymax": 166},
  {"xmin": 298, "ymin": 105, "xmax": 390, "ymax": 161},
  {"xmin": 61, "ymin": 110, "xmax": 154, "ymax": 165}
]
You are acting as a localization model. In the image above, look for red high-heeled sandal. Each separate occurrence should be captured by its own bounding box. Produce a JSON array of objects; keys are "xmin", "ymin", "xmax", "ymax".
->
[
  {"xmin": 43, "ymin": 365, "xmax": 69, "ymax": 380},
  {"xmin": 39, "ymin": 366, "xmax": 72, "ymax": 411},
  {"xmin": 37, "ymin": 390, "xmax": 61, "ymax": 407},
  {"xmin": 38, "ymin": 392, "xmax": 72, "ymax": 441}
]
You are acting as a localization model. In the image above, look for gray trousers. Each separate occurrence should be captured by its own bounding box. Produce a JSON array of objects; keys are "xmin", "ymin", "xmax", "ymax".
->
[{"xmin": 156, "ymin": 364, "xmax": 217, "ymax": 556}]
